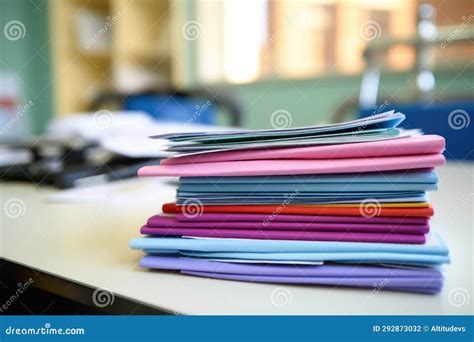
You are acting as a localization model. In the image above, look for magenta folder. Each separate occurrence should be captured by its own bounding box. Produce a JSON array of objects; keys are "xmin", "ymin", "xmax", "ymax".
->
[
  {"xmin": 140, "ymin": 226, "xmax": 426, "ymax": 244},
  {"xmin": 147, "ymin": 215, "xmax": 429, "ymax": 234},
  {"xmin": 162, "ymin": 135, "xmax": 445, "ymax": 165},
  {"xmin": 175, "ymin": 213, "xmax": 429, "ymax": 225},
  {"xmin": 139, "ymin": 154, "xmax": 445, "ymax": 177}
]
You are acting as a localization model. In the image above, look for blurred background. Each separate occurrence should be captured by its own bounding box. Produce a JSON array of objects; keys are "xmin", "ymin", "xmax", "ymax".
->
[
  {"xmin": 0, "ymin": 0, "xmax": 473, "ymax": 188},
  {"xmin": 0, "ymin": 0, "xmax": 473, "ymax": 315}
]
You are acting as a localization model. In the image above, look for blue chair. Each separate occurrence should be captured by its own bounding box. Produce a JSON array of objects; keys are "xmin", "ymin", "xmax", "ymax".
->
[
  {"xmin": 359, "ymin": 101, "xmax": 474, "ymax": 161},
  {"xmin": 124, "ymin": 94, "xmax": 215, "ymax": 125},
  {"xmin": 91, "ymin": 87, "xmax": 242, "ymax": 126}
]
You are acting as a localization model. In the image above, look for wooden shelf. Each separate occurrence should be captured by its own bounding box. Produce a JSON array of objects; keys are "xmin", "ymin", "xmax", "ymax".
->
[{"xmin": 49, "ymin": 0, "xmax": 183, "ymax": 116}]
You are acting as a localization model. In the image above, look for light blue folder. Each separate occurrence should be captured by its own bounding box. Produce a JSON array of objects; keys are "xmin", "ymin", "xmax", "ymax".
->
[
  {"xmin": 178, "ymin": 183, "xmax": 438, "ymax": 192},
  {"xmin": 129, "ymin": 233, "xmax": 450, "ymax": 266},
  {"xmin": 179, "ymin": 170, "xmax": 439, "ymax": 185},
  {"xmin": 176, "ymin": 251, "xmax": 448, "ymax": 266},
  {"xmin": 175, "ymin": 192, "xmax": 429, "ymax": 204}
]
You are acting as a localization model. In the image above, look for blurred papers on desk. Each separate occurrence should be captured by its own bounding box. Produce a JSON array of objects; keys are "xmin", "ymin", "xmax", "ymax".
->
[
  {"xmin": 45, "ymin": 111, "xmax": 230, "ymax": 158},
  {"xmin": 47, "ymin": 177, "xmax": 177, "ymax": 204}
]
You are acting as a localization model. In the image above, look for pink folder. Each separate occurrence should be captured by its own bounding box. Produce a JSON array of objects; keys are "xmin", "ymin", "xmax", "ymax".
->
[
  {"xmin": 162, "ymin": 135, "xmax": 445, "ymax": 165},
  {"xmin": 138, "ymin": 154, "xmax": 445, "ymax": 177}
]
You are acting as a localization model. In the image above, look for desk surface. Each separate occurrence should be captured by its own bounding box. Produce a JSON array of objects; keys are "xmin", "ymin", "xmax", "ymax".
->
[{"xmin": 1, "ymin": 164, "xmax": 473, "ymax": 315}]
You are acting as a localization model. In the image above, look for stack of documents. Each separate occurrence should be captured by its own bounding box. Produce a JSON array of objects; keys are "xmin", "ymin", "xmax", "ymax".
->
[{"xmin": 130, "ymin": 111, "xmax": 449, "ymax": 294}]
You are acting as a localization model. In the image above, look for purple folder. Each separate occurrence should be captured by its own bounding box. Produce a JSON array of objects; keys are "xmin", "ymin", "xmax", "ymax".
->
[
  {"xmin": 175, "ymin": 213, "xmax": 429, "ymax": 225},
  {"xmin": 140, "ymin": 226, "xmax": 426, "ymax": 244},
  {"xmin": 139, "ymin": 255, "xmax": 443, "ymax": 294},
  {"xmin": 147, "ymin": 215, "xmax": 429, "ymax": 234}
]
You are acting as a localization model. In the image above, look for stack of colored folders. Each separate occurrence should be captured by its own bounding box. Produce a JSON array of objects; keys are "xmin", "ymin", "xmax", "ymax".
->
[{"xmin": 130, "ymin": 111, "xmax": 450, "ymax": 294}]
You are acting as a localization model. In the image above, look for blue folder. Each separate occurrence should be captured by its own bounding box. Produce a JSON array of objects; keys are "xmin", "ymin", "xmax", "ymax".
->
[{"xmin": 175, "ymin": 192, "xmax": 429, "ymax": 204}]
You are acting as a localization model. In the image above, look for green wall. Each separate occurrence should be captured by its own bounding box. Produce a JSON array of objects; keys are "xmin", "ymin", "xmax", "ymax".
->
[
  {"xmin": 0, "ymin": 0, "xmax": 52, "ymax": 135},
  {"xmin": 225, "ymin": 69, "xmax": 474, "ymax": 129}
]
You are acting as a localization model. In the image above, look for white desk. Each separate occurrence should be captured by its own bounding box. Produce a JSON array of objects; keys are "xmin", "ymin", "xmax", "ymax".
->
[{"xmin": 1, "ymin": 164, "xmax": 473, "ymax": 315}]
